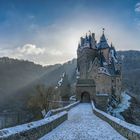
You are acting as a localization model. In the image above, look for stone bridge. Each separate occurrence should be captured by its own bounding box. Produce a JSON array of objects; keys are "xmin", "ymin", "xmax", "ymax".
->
[
  {"xmin": 0, "ymin": 101, "xmax": 140, "ymax": 140},
  {"xmin": 40, "ymin": 103, "xmax": 126, "ymax": 140}
]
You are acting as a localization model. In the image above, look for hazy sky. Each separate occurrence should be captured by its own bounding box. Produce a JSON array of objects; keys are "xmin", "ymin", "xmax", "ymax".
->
[{"xmin": 0, "ymin": 0, "xmax": 140, "ymax": 65}]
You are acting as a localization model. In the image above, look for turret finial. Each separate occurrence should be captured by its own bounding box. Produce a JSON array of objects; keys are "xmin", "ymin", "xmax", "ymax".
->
[{"xmin": 102, "ymin": 28, "xmax": 105, "ymax": 34}]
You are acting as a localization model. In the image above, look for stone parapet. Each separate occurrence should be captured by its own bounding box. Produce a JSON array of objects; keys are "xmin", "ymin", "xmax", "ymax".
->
[
  {"xmin": 91, "ymin": 100, "xmax": 140, "ymax": 140},
  {"xmin": 0, "ymin": 101, "xmax": 80, "ymax": 140},
  {"xmin": 46, "ymin": 101, "xmax": 80, "ymax": 117},
  {"xmin": 0, "ymin": 111, "xmax": 67, "ymax": 140}
]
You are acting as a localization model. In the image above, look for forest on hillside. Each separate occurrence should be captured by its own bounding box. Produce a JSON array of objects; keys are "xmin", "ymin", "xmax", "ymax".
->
[{"xmin": 0, "ymin": 50, "xmax": 140, "ymax": 125}]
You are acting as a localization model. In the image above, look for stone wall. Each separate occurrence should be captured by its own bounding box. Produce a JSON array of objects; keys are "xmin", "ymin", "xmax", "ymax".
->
[
  {"xmin": 77, "ymin": 48, "xmax": 97, "ymax": 79},
  {"xmin": 95, "ymin": 73, "xmax": 112, "ymax": 95},
  {"xmin": 76, "ymin": 79, "xmax": 96, "ymax": 101},
  {"xmin": 91, "ymin": 101, "xmax": 140, "ymax": 140},
  {"xmin": 47, "ymin": 101, "xmax": 80, "ymax": 116},
  {"xmin": 0, "ymin": 101, "xmax": 80, "ymax": 140},
  {"xmin": 76, "ymin": 86, "xmax": 96, "ymax": 101},
  {"xmin": 115, "ymin": 76, "xmax": 122, "ymax": 101},
  {"xmin": 0, "ymin": 111, "xmax": 67, "ymax": 140},
  {"xmin": 94, "ymin": 94, "xmax": 108, "ymax": 111}
]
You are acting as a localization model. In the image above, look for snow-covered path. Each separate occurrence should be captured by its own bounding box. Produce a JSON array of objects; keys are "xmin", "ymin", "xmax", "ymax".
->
[{"xmin": 40, "ymin": 103, "xmax": 126, "ymax": 140}]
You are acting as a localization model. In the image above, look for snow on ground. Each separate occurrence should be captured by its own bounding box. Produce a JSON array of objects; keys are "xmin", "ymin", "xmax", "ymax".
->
[
  {"xmin": 40, "ymin": 103, "xmax": 126, "ymax": 140},
  {"xmin": 57, "ymin": 72, "xmax": 65, "ymax": 87},
  {"xmin": 114, "ymin": 91, "xmax": 131, "ymax": 112},
  {"xmin": 111, "ymin": 91, "xmax": 131, "ymax": 120},
  {"xmin": 69, "ymin": 95, "xmax": 76, "ymax": 101}
]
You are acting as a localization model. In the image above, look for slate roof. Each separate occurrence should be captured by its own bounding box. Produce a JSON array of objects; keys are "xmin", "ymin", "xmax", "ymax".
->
[{"xmin": 97, "ymin": 33, "xmax": 110, "ymax": 49}]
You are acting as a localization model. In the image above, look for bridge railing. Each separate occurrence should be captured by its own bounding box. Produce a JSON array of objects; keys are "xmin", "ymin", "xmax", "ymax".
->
[
  {"xmin": 0, "ymin": 111, "xmax": 67, "ymax": 140},
  {"xmin": 45, "ymin": 101, "xmax": 80, "ymax": 118},
  {"xmin": 0, "ymin": 101, "xmax": 80, "ymax": 140},
  {"xmin": 91, "ymin": 100, "xmax": 140, "ymax": 140}
]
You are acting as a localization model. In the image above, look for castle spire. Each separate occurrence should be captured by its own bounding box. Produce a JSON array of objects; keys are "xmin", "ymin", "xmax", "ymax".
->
[
  {"xmin": 97, "ymin": 28, "xmax": 109, "ymax": 49},
  {"xmin": 100, "ymin": 29, "xmax": 107, "ymax": 43}
]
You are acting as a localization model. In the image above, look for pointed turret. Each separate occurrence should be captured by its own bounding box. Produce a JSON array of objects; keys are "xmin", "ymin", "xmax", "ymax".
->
[
  {"xmin": 97, "ymin": 28, "xmax": 109, "ymax": 49},
  {"xmin": 100, "ymin": 28, "xmax": 107, "ymax": 43}
]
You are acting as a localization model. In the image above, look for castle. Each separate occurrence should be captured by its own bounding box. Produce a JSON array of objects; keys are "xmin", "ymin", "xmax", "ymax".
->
[{"xmin": 76, "ymin": 29, "xmax": 122, "ymax": 111}]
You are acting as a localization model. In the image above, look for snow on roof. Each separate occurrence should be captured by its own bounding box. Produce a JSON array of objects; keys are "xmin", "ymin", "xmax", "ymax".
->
[
  {"xmin": 98, "ymin": 67, "xmax": 111, "ymax": 76},
  {"xmin": 96, "ymin": 93, "xmax": 109, "ymax": 96},
  {"xmin": 97, "ymin": 33, "xmax": 110, "ymax": 49},
  {"xmin": 110, "ymin": 49, "xmax": 118, "ymax": 63}
]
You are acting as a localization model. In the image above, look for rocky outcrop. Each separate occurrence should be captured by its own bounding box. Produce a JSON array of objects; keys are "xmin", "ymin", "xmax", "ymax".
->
[{"xmin": 122, "ymin": 97, "xmax": 140, "ymax": 126}]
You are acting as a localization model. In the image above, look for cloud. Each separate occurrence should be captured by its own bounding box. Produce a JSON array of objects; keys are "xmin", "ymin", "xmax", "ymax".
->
[
  {"xmin": 17, "ymin": 44, "xmax": 45, "ymax": 55},
  {"xmin": 1, "ymin": 12, "xmax": 140, "ymax": 65},
  {"xmin": 135, "ymin": 2, "xmax": 140, "ymax": 12},
  {"xmin": 0, "ymin": 44, "xmax": 65, "ymax": 65},
  {"xmin": 33, "ymin": 11, "xmax": 140, "ymax": 53},
  {"xmin": 0, "ymin": 5, "xmax": 140, "ymax": 65}
]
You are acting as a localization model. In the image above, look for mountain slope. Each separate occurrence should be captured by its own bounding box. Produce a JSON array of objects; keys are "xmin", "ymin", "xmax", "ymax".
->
[
  {"xmin": 0, "ymin": 57, "xmax": 77, "ymax": 111},
  {"xmin": 0, "ymin": 50, "xmax": 140, "ymax": 112},
  {"xmin": 118, "ymin": 50, "xmax": 140, "ymax": 101}
]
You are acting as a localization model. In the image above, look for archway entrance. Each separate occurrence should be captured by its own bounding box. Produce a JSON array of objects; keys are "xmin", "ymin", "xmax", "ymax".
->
[{"xmin": 81, "ymin": 92, "xmax": 90, "ymax": 102}]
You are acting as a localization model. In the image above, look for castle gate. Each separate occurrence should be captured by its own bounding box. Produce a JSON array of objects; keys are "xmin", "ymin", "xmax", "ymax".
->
[
  {"xmin": 81, "ymin": 92, "xmax": 90, "ymax": 102},
  {"xmin": 76, "ymin": 79, "xmax": 96, "ymax": 102}
]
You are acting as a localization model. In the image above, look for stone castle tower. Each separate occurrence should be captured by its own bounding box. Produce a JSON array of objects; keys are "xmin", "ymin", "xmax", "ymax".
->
[{"xmin": 76, "ymin": 29, "xmax": 122, "ymax": 111}]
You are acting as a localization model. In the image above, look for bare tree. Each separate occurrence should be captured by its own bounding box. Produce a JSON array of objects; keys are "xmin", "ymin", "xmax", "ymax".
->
[{"xmin": 27, "ymin": 85, "xmax": 54, "ymax": 118}]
